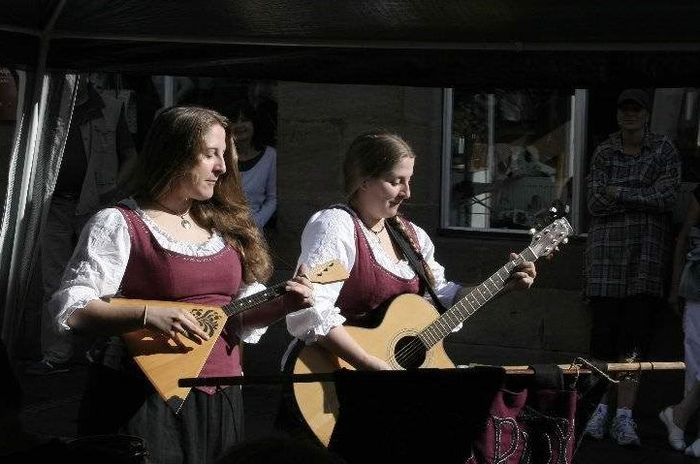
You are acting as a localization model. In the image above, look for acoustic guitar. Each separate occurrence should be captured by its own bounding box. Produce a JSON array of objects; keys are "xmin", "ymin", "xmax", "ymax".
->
[
  {"xmin": 117, "ymin": 259, "xmax": 349, "ymax": 412},
  {"xmin": 289, "ymin": 216, "xmax": 573, "ymax": 446}
]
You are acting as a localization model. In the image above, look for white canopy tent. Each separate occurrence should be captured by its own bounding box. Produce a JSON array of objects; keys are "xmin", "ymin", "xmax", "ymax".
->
[{"xmin": 2, "ymin": 0, "xmax": 700, "ymax": 351}]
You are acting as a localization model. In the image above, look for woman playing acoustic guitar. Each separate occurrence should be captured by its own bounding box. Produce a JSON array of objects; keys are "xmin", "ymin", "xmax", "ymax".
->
[
  {"xmin": 282, "ymin": 131, "xmax": 538, "ymax": 450},
  {"xmin": 287, "ymin": 130, "xmax": 536, "ymax": 370},
  {"xmin": 51, "ymin": 106, "xmax": 313, "ymax": 464}
]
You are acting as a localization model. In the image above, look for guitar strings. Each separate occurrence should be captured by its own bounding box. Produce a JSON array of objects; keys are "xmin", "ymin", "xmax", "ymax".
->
[
  {"xmin": 390, "ymin": 255, "xmax": 525, "ymax": 368},
  {"xmin": 391, "ymin": 278, "xmax": 507, "ymax": 368},
  {"xmin": 390, "ymin": 221, "xmax": 566, "ymax": 367},
  {"xmin": 394, "ymin": 338, "xmax": 428, "ymax": 367}
]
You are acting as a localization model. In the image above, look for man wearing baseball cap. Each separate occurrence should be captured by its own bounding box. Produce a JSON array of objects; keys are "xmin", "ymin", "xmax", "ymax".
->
[
  {"xmin": 584, "ymin": 88, "xmax": 681, "ymax": 447},
  {"xmin": 616, "ymin": 88, "xmax": 651, "ymax": 111}
]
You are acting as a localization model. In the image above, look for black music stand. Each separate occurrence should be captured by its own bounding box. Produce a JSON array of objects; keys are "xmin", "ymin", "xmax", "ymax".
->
[
  {"xmin": 327, "ymin": 366, "xmax": 505, "ymax": 463},
  {"xmin": 181, "ymin": 366, "xmax": 505, "ymax": 463},
  {"xmin": 180, "ymin": 364, "xmax": 607, "ymax": 464}
]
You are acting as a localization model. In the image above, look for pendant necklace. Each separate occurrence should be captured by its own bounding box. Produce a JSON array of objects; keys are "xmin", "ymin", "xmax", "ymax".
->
[
  {"xmin": 366, "ymin": 221, "xmax": 386, "ymax": 244},
  {"xmin": 155, "ymin": 200, "xmax": 192, "ymax": 229}
]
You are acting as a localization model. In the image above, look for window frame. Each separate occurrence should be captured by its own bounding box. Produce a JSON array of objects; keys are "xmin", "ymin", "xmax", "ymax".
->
[{"xmin": 440, "ymin": 87, "xmax": 588, "ymax": 236}]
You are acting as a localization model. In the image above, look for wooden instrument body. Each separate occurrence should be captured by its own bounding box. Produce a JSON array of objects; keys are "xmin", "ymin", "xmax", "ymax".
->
[
  {"xmin": 291, "ymin": 293, "xmax": 455, "ymax": 446},
  {"xmin": 117, "ymin": 298, "xmax": 228, "ymax": 412},
  {"xmin": 115, "ymin": 259, "xmax": 349, "ymax": 412},
  {"xmin": 289, "ymin": 217, "xmax": 573, "ymax": 446}
]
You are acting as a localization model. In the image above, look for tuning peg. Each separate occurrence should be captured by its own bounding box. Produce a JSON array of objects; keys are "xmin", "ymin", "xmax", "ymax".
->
[
  {"xmin": 529, "ymin": 228, "xmax": 536, "ymax": 235},
  {"xmin": 549, "ymin": 206, "xmax": 557, "ymax": 213},
  {"xmin": 562, "ymin": 238, "xmax": 569, "ymax": 244}
]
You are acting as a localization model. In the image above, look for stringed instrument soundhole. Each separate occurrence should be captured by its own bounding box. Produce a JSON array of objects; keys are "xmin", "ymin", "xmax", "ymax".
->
[
  {"xmin": 190, "ymin": 309, "xmax": 222, "ymax": 337},
  {"xmin": 393, "ymin": 336, "xmax": 427, "ymax": 369}
]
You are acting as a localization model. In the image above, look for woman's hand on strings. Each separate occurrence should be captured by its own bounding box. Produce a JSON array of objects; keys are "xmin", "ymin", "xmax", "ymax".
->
[
  {"xmin": 285, "ymin": 264, "xmax": 315, "ymax": 308},
  {"xmin": 505, "ymin": 252, "xmax": 536, "ymax": 291},
  {"xmin": 357, "ymin": 353, "xmax": 392, "ymax": 371},
  {"xmin": 145, "ymin": 305, "xmax": 210, "ymax": 347}
]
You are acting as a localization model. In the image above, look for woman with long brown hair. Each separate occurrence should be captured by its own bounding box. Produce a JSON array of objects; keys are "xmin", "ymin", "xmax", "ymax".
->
[{"xmin": 51, "ymin": 106, "xmax": 313, "ymax": 464}]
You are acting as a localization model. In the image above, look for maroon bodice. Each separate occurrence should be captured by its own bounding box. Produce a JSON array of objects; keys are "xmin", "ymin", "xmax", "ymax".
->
[
  {"xmin": 117, "ymin": 206, "xmax": 243, "ymax": 393},
  {"xmin": 335, "ymin": 206, "xmax": 422, "ymax": 325}
]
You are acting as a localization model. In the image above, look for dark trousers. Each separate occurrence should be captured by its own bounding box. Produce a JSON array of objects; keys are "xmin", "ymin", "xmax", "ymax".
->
[
  {"xmin": 588, "ymin": 295, "xmax": 661, "ymax": 362},
  {"xmin": 79, "ymin": 363, "xmax": 244, "ymax": 464}
]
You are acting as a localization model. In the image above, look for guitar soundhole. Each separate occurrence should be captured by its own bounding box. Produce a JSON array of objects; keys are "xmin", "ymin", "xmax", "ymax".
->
[
  {"xmin": 190, "ymin": 309, "xmax": 221, "ymax": 337},
  {"xmin": 393, "ymin": 336, "xmax": 427, "ymax": 369}
]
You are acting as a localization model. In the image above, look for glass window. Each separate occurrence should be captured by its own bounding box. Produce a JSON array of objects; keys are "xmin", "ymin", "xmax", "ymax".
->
[{"xmin": 443, "ymin": 89, "xmax": 576, "ymax": 232}]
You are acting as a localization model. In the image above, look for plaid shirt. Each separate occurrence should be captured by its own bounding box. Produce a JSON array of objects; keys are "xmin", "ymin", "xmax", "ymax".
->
[{"xmin": 584, "ymin": 131, "xmax": 681, "ymax": 298}]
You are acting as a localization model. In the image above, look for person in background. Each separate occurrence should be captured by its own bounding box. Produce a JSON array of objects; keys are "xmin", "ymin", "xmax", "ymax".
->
[
  {"xmin": 247, "ymin": 80, "xmax": 278, "ymax": 149},
  {"xmin": 230, "ymin": 100, "xmax": 277, "ymax": 231},
  {"xmin": 26, "ymin": 73, "xmax": 138, "ymax": 375},
  {"xmin": 659, "ymin": 183, "xmax": 700, "ymax": 457},
  {"xmin": 50, "ymin": 106, "xmax": 313, "ymax": 464},
  {"xmin": 583, "ymin": 88, "xmax": 681, "ymax": 446}
]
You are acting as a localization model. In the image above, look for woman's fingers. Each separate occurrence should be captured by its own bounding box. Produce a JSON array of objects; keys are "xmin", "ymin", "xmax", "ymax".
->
[
  {"xmin": 520, "ymin": 262, "xmax": 536, "ymax": 279},
  {"xmin": 286, "ymin": 265, "xmax": 315, "ymax": 305},
  {"xmin": 296, "ymin": 263, "xmax": 310, "ymax": 281},
  {"xmin": 509, "ymin": 253, "xmax": 536, "ymax": 279},
  {"xmin": 150, "ymin": 308, "xmax": 210, "ymax": 345},
  {"xmin": 285, "ymin": 281, "xmax": 314, "ymax": 305},
  {"xmin": 182, "ymin": 312, "xmax": 210, "ymax": 341},
  {"xmin": 504, "ymin": 253, "xmax": 536, "ymax": 290},
  {"xmin": 169, "ymin": 329, "xmax": 188, "ymax": 348}
]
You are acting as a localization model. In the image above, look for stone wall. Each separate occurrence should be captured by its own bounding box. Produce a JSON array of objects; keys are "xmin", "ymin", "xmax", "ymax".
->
[{"xmin": 270, "ymin": 81, "xmax": 590, "ymax": 366}]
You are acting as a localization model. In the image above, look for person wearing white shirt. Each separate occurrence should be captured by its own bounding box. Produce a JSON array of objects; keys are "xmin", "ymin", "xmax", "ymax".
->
[
  {"xmin": 286, "ymin": 130, "xmax": 537, "ymax": 371},
  {"xmin": 51, "ymin": 106, "xmax": 312, "ymax": 464}
]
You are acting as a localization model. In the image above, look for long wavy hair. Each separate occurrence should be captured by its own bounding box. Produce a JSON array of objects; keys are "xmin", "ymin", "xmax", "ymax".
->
[
  {"xmin": 129, "ymin": 106, "xmax": 272, "ymax": 283},
  {"xmin": 343, "ymin": 130, "xmax": 435, "ymax": 286}
]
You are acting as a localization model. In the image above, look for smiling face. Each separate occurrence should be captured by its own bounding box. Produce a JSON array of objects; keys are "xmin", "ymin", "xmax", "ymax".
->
[
  {"xmin": 355, "ymin": 156, "xmax": 414, "ymax": 222},
  {"xmin": 343, "ymin": 132, "xmax": 417, "ymax": 223},
  {"xmin": 172, "ymin": 123, "xmax": 228, "ymax": 202},
  {"xmin": 617, "ymin": 101, "xmax": 648, "ymax": 132}
]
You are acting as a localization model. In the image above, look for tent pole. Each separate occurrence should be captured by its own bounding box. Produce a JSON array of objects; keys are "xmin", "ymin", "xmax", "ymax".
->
[{"xmin": 2, "ymin": 0, "xmax": 67, "ymax": 349}]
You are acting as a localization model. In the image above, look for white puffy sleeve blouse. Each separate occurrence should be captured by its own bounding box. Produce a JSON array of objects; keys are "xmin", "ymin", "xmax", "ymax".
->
[
  {"xmin": 285, "ymin": 208, "xmax": 462, "ymax": 343},
  {"xmin": 51, "ymin": 198, "xmax": 268, "ymax": 343}
]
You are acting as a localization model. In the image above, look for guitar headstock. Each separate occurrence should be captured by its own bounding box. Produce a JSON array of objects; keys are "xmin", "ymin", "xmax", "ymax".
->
[
  {"xmin": 305, "ymin": 259, "xmax": 350, "ymax": 284},
  {"xmin": 527, "ymin": 203, "xmax": 574, "ymax": 259},
  {"xmin": 529, "ymin": 200, "xmax": 570, "ymax": 234}
]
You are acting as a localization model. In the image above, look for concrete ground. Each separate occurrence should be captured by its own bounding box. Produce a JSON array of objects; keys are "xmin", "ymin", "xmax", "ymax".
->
[{"xmin": 7, "ymin": 309, "xmax": 696, "ymax": 463}]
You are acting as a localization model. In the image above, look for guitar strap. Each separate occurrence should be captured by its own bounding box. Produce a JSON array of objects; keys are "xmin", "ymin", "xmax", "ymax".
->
[{"xmin": 385, "ymin": 218, "xmax": 449, "ymax": 314}]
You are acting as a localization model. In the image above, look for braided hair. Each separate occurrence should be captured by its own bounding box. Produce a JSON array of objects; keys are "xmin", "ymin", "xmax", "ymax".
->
[
  {"xmin": 343, "ymin": 130, "xmax": 436, "ymax": 286},
  {"xmin": 388, "ymin": 215, "xmax": 436, "ymax": 287}
]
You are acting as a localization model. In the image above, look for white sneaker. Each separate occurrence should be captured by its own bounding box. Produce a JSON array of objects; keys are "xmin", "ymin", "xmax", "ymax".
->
[
  {"xmin": 610, "ymin": 414, "xmax": 641, "ymax": 446},
  {"xmin": 686, "ymin": 438, "xmax": 700, "ymax": 457},
  {"xmin": 584, "ymin": 408, "xmax": 608, "ymax": 440},
  {"xmin": 658, "ymin": 406, "xmax": 686, "ymax": 451}
]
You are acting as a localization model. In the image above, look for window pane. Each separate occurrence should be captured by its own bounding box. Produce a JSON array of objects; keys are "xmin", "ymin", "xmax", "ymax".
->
[{"xmin": 447, "ymin": 89, "xmax": 574, "ymax": 231}]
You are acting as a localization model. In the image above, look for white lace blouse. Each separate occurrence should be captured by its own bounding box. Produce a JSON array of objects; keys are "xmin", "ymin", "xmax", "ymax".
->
[
  {"xmin": 52, "ymin": 198, "xmax": 267, "ymax": 343},
  {"xmin": 285, "ymin": 207, "xmax": 462, "ymax": 343}
]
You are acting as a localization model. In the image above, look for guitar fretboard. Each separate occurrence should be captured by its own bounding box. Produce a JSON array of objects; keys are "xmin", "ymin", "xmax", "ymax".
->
[
  {"xmin": 222, "ymin": 281, "xmax": 287, "ymax": 317},
  {"xmin": 418, "ymin": 247, "xmax": 538, "ymax": 348}
]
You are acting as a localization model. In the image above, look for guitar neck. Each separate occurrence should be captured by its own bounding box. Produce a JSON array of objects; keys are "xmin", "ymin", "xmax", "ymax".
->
[
  {"xmin": 418, "ymin": 246, "xmax": 538, "ymax": 348},
  {"xmin": 221, "ymin": 281, "xmax": 288, "ymax": 317},
  {"xmin": 203, "ymin": 259, "xmax": 351, "ymax": 320}
]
